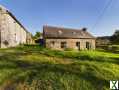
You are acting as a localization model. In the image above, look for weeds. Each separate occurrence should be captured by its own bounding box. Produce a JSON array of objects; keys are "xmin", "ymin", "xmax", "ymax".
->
[{"xmin": 0, "ymin": 46, "xmax": 119, "ymax": 90}]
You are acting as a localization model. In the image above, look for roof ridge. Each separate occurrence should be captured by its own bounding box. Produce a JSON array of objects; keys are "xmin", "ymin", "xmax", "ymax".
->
[{"xmin": 43, "ymin": 25, "xmax": 83, "ymax": 31}]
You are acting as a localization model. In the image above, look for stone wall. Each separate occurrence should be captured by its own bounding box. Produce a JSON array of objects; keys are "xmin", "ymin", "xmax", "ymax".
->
[
  {"xmin": 26, "ymin": 32, "xmax": 34, "ymax": 44},
  {"xmin": 45, "ymin": 38, "xmax": 95, "ymax": 50},
  {"xmin": 0, "ymin": 7, "xmax": 28, "ymax": 48}
]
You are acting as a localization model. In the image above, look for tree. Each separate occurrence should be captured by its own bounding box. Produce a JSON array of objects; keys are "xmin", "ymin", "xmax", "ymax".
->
[
  {"xmin": 110, "ymin": 30, "xmax": 119, "ymax": 44},
  {"xmin": 33, "ymin": 32, "xmax": 42, "ymax": 40}
]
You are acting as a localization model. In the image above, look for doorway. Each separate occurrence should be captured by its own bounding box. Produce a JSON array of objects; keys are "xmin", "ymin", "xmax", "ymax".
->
[
  {"xmin": 86, "ymin": 42, "xmax": 91, "ymax": 50},
  {"xmin": 76, "ymin": 42, "xmax": 80, "ymax": 50}
]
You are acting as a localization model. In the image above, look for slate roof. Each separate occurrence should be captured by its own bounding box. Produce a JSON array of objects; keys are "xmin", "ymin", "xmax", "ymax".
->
[{"xmin": 43, "ymin": 26, "xmax": 95, "ymax": 39}]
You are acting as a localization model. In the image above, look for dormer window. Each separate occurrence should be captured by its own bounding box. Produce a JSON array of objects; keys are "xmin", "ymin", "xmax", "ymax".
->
[{"xmin": 58, "ymin": 30, "xmax": 62, "ymax": 35}]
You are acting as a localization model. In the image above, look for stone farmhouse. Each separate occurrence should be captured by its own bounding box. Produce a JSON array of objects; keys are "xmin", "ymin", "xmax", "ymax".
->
[
  {"xmin": 0, "ymin": 5, "xmax": 33, "ymax": 48},
  {"xmin": 43, "ymin": 26, "xmax": 96, "ymax": 50}
]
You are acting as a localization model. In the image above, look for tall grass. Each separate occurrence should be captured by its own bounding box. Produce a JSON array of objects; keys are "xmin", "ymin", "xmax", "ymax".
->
[{"xmin": 0, "ymin": 46, "xmax": 119, "ymax": 90}]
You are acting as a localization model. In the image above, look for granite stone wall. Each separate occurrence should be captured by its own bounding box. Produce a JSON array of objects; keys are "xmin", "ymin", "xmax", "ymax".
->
[{"xmin": 45, "ymin": 38, "xmax": 95, "ymax": 50}]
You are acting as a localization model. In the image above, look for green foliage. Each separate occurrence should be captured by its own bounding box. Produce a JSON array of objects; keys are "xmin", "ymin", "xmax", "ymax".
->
[
  {"xmin": 0, "ymin": 47, "xmax": 119, "ymax": 90},
  {"xmin": 33, "ymin": 32, "xmax": 42, "ymax": 40},
  {"xmin": 64, "ymin": 48, "xmax": 76, "ymax": 51},
  {"xmin": 110, "ymin": 30, "xmax": 119, "ymax": 44}
]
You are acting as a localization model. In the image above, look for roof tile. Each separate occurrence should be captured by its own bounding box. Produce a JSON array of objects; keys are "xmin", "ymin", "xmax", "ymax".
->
[{"xmin": 43, "ymin": 26, "xmax": 95, "ymax": 39}]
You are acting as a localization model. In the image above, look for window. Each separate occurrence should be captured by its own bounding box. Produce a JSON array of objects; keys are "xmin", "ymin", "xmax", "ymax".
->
[
  {"xmin": 86, "ymin": 42, "xmax": 91, "ymax": 50},
  {"xmin": 76, "ymin": 42, "xmax": 80, "ymax": 47},
  {"xmin": 61, "ymin": 42, "xmax": 67, "ymax": 48},
  {"xmin": 76, "ymin": 42, "xmax": 80, "ymax": 50},
  {"xmin": 58, "ymin": 30, "xmax": 63, "ymax": 35}
]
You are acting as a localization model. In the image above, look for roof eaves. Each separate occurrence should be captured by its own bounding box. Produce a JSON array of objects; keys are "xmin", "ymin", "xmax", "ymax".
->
[{"xmin": 4, "ymin": 9, "xmax": 29, "ymax": 33}]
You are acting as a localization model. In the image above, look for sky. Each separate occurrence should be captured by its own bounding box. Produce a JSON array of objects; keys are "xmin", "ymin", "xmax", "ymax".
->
[{"xmin": 0, "ymin": 0, "xmax": 119, "ymax": 36}]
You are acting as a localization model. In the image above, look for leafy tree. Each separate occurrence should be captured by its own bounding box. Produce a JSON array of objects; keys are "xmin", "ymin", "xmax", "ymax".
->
[
  {"xmin": 33, "ymin": 32, "xmax": 42, "ymax": 40},
  {"xmin": 110, "ymin": 30, "xmax": 119, "ymax": 44}
]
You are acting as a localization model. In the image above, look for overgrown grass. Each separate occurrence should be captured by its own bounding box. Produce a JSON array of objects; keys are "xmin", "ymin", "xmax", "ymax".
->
[{"xmin": 0, "ymin": 46, "xmax": 119, "ymax": 90}]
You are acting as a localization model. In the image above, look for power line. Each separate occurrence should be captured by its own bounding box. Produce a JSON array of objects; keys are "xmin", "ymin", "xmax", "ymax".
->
[{"xmin": 92, "ymin": 0, "xmax": 113, "ymax": 30}]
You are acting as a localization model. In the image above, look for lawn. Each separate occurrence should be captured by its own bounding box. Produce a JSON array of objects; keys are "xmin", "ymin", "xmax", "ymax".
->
[{"xmin": 0, "ymin": 46, "xmax": 119, "ymax": 90}]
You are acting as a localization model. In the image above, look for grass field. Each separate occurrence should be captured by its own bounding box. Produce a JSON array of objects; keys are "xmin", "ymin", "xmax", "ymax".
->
[{"xmin": 0, "ymin": 46, "xmax": 119, "ymax": 90}]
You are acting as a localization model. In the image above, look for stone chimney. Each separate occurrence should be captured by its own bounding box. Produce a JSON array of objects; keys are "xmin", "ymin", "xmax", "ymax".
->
[{"xmin": 82, "ymin": 28, "xmax": 87, "ymax": 32}]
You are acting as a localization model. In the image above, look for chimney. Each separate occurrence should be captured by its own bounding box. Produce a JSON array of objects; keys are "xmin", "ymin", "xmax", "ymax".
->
[{"xmin": 82, "ymin": 28, "xmax": 87, "ymax": 32}]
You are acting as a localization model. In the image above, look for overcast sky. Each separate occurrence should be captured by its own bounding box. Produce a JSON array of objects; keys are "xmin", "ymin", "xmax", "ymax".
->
[{"xmin": 0, "ymin": 0, "xmax": 119, "ymax": 36}]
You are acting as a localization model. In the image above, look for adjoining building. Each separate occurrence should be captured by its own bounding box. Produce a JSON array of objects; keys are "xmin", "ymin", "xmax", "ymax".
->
[
  {"xmin": 43, "ymin": 26, "xmax": 96, "ymax": 50},
  {"xmin": 0, "ymin": 5, "xmax": 33, "ymax": 48},
  {"xmin": 96, "ymin": 36, "xmax": 111, "ymax": 46}
]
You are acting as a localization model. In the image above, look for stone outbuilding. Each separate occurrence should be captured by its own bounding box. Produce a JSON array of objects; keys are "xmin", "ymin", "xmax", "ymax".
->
[
  {"xmin": 43, "ymin": 26, "xmax": 96, "ymax": 50},
  {"xmin": 0, "ymin": 5, "xmax": 33, "ymax": 48},
  {"xmin": 96, "ymin": 36, "xmax": 111, "ymax": 46}
]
